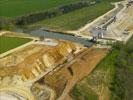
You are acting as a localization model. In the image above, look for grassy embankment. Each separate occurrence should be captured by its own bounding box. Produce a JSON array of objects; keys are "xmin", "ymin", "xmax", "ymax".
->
[
  {"xmin": 29, "ymin": 0, "xmax": 121, "ymax": 30},
  {"xmin": 0, "ymin": 36, "xmax": 32, "ymax": 54},
  {"xmin": 71, "ymin": 37, "xmax": 133, "ymax": 100}
]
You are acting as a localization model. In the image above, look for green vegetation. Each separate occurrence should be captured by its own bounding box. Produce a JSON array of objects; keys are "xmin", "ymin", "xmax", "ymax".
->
[
  {"xmin": 71, "ymin": 83, "xmax": 98, "ymax": 100},
  {"xmin": 71, "ymin": 47, "xmax": 119, "ymax": 100},
  {"xmin": 0, "ymin": 36, "xmax": 32, "ymax": 54},
  {"xmin": 0, "ymin": 0, "xmax": 96, "ymax": 30},
  {"xmin": 71, "ymin": 37, "xmax": 133, "ymax": 100},
  {"xmin": 110, "ymin": 37, "xmax": 133, "ymax": 100},
  {"xmin": 29, "ymin": 0, "xmax": 120, "ymax": 30},
  {"xmin": 0, "ymin": 0, "xmax": 90, "ymax": 18},
  {"xmin": 0, "ymin": 0, "xmax": 121, "ymax": 30}
]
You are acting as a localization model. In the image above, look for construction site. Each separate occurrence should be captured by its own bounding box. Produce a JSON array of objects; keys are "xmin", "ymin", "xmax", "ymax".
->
[
  {"xmin": 0, "ymin": 31, "xmax": 108, "ymax": 100},
  {"xmin": 0, "ymin": 0, "xmax": 133, "ymax": 100},
  {"xmin": 78, "ymin": 0, "xmax": 133, "ymax": 42}
]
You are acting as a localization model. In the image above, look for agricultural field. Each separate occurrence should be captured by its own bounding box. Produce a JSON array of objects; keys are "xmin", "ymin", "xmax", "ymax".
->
[
  {"xmin": 0, "ymin": 36, "xmax": 32, "ymax": 54},
  {"xmin": 0, "ymin": 0, "xmax": 121, "ymax": 31},
  {"xmin": 0, "ymin": 0, "xmax": 93, "ymax": 18},
  {"xmin": 29, "ymin": 0, "xmax": 121, "ymax": 30}
]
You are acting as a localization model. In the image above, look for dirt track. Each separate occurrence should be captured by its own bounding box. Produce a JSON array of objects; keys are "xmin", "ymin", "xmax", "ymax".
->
[
  {"xmin": 42, "ymin": 47, "xmax": 108, "ymax": 100},
  {"xmin": 106, "ymin": 3, "xmax": 133, "ymax": 40}
]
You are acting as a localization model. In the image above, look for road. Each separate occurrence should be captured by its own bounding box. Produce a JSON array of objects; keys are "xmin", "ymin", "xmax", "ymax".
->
[
  {"xmin": 69, "ymin": 0, "xmax": 133, "ymax": 42},
  {"xmin": 0, "ymin": 31, "xmax": 38, "ymax": 58},
  {"xmin": 79, "ymin": 2, "xmax": 121, "ymax": 32},
  {"xmin": 0, "ymin": 40, "xmax": 35, "ymax": 58},
  {"xmin": 106, "ymin": 2, "xmax": 133, "ymax": 40}
]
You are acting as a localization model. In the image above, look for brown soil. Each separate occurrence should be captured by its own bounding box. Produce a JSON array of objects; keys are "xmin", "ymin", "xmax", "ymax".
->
[
  {"xmin": 43, "ymin": 47, "xmax": 108, "ymax": 100},
  {"xmin": 0, "ymin": 40, "xmax": 81, "ymax": 80}
]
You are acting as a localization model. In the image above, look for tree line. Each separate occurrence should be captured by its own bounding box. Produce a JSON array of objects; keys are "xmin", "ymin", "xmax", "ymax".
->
[
  {"xmin": 0, "ymin": 0, "xmax": 101, "ymax": 30},
  {"xmin": 110, "ymin": 37, "xmax": 133, "ymax": 100}
]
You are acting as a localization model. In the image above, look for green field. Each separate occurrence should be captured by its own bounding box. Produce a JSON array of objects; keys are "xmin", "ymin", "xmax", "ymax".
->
[
  {"xmin": 0, "ymin": 0, "xmax": 121, "ymax": 31},
  {"xmin": 71, "ymin": 37, "xmax": 133, "ymax": 100},
  {"xmin": 0, "ymin": 36, "xmax": 32, "ymax": 54},
  {"xmin": 29, "ymin": 0, "xmax": 120, "ymax": 30},
  {"xmin": 71, "ymin": 48, "xmax": 119, "ymax": 100},
  {"xmin": 0, "ymin": 0, "xmax": 91, "ymax": 18}
]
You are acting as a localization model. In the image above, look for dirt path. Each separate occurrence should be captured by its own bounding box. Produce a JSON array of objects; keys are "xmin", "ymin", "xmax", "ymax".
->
[
  {"xmin": 0, "ymin": 31, "xmax": 6, "ymax": 36},
  {"xmin": 106, "ymin": 3, "xmax": 133, "ymax": 40},
  {"xmin": 66, "ymin": 1, "xmax": 121, "ymax": 37},
  {"xmin": 0, "ymin": 40, "xmax": 35, "ymax": 58},
  {"xmin": 0, "ymin": 85, "xmax": 35, "ymax": 100},
  {"xmin": 79, "ymin": 2, "xmax": 120, "ymax": 32},
  {"xmin": 58, "ymin": 47, "xmax": 108, "ymax": 100}
]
